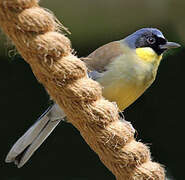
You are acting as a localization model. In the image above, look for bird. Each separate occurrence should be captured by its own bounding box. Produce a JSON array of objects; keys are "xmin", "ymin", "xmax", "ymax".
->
[{"xmin": 5, "ymin": 28, "xmax": 180, "ymax": 168}]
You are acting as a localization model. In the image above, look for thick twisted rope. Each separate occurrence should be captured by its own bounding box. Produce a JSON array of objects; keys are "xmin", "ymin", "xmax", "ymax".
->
[{"xmin": 0, "ymin": 1, "xmax": 165, "ymax": 179}]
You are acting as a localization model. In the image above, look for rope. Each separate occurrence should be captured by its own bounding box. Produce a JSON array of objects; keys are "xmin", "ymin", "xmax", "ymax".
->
[{"xmin": 0, "ymin": 1, "xmax": 165, "ymax": 179}]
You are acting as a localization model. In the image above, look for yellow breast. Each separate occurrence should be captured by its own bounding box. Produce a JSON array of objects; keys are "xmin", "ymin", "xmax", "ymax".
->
[
  {"xmin": 102, "ymin": 81, "xmax": 146, "ymax": 110},
  {"xmin": 98, "ymin": 47, "xmax": 162, "ymax": 110}
]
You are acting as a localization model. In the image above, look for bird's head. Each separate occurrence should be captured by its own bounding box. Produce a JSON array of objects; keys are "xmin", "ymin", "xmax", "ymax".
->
[{"xmin": 124, "ymin": 28, "xmax": 180, "ymax": 62}]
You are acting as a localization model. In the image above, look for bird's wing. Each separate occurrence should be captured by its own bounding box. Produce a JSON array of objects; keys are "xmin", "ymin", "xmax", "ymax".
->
[{"xmin": 82, "ymin": 41, "xmax": 124, "ymax": 72}]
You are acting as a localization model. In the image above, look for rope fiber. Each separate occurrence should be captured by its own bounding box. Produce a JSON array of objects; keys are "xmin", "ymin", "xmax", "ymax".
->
[{"xmin": 0, "ymin": 1, "xmax": 165, "ymax": 179}]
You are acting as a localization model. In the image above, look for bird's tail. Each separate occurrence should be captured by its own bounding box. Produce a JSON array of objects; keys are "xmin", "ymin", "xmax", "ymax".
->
[{"xmin": 5, "ymin": 103, "xmax": 65, "ymax": 168}]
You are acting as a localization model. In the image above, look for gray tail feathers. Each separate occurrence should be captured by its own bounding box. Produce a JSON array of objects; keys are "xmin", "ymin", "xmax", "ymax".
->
[{"xmin": 5, "ymin": 104, "xmax": 65, "ymax": 168}]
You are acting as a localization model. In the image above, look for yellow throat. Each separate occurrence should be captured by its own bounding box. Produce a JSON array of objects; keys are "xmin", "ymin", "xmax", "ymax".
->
[{"xmin": 136, "ymin": 47, "xmax": 162, "ymax": 65}]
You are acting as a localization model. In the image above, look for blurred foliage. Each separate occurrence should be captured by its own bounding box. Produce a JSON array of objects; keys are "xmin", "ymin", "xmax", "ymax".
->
[{"xmin": 0, "ymin": 0, "xmax": 185, "ymax": 180}]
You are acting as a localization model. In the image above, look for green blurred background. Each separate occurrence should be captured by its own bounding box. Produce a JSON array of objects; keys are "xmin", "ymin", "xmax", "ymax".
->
[{"xmin": 0, "ymin": 0, "xmax": 185, "ymax": 179}]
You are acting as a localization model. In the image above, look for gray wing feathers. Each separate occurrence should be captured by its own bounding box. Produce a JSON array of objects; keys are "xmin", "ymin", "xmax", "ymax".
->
[
  {"xmin": 88, "ymin": 71, "xmax": 103, "ymax": 81},
  {"xmin": 5, "ymin": 104, "xmax": 65, "ymax": 168}
]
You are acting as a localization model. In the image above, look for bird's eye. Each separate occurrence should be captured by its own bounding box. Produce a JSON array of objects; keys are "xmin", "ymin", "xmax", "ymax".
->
[{"xmin": 147, "ymin": 37, "xmax": 156, "ymax": 44}]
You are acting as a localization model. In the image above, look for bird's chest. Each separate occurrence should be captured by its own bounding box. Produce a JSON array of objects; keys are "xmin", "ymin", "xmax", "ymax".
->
[
  {"xmin": 98, "ymin": 55, "xmax": 157, "ymax": 109},
  {"xmin": 99, "ymin": 55, "xmax": 156, "ymax": 88}
]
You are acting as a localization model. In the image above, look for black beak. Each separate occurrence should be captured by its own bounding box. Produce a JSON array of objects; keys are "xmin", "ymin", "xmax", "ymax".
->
[{"xmin": 159, "ymin": 42, "xmax": 181, "ymax": 50}]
